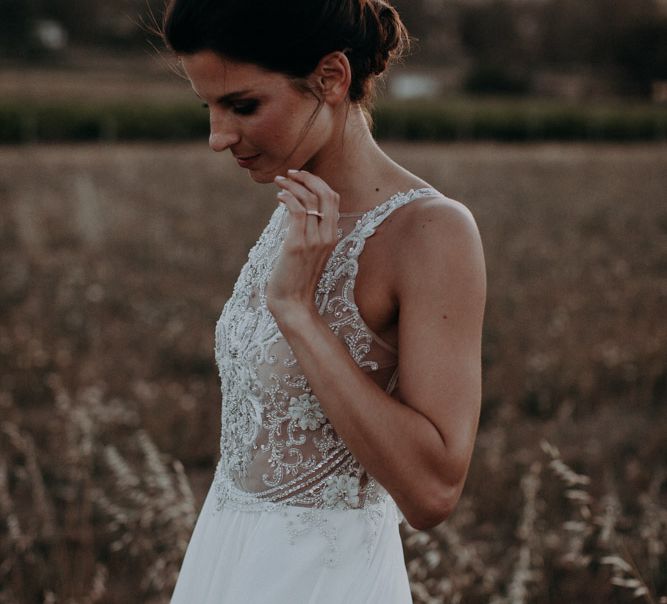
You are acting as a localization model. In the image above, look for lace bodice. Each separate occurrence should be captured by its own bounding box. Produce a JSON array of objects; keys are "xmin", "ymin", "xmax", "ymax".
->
[{"xmin": 212, "ymin": 188, "xmax": 439, "ymax": 527}]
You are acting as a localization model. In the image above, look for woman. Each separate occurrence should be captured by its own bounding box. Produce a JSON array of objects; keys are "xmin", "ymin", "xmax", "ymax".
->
[{"xmin": 164, "ymin": 1, "xmax": 486, "ymax": 602}]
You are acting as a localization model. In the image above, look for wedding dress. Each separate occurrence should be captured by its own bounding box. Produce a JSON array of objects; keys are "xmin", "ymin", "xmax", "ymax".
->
[{"xmin": 171, "ymin": 187, "xmax": 441, "ymax": 604}]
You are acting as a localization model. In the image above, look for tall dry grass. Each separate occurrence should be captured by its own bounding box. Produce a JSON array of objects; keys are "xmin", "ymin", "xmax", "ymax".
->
[
  {"xmin": 0, "ymin": 142, "xmax": 665, "ymax": 602},
  {"xmin": 0, "ymin": 377, "xmax": 195, "ymax": 603}
]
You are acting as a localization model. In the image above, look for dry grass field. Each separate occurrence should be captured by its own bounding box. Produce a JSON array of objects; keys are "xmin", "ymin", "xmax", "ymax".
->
[
  {"xmin": 0, "ymin": 52, "xmax": 191, "ymax": 104},
  {"xmin": 0, "ymin": 141, "xmax": 666, "ymax": 603}
]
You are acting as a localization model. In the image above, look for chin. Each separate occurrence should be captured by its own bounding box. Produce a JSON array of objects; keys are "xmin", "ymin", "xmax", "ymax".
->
[{"xmin": 247, "ymin": 170, "xmax": 275, "ymax": 184}]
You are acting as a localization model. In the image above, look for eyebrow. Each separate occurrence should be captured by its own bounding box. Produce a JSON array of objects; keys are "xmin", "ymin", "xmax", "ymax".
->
[{"xmin": 193, "ymin": 89, "xmax": 255, "ymax": 104}]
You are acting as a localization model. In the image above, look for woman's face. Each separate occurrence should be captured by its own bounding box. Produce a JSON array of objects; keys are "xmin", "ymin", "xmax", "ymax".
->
[{"xmin": 181, "ymin": 50, "xmax": 333, "ymax": 183}]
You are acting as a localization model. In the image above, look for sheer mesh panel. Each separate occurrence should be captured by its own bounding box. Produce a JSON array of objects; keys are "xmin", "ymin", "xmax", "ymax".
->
[{"xmin": 213, "ymin": 188, "xmax": 439, "ymax": 512}]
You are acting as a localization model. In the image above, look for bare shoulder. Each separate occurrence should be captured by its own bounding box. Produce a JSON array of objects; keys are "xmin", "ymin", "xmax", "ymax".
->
[
  {"xmin": 401, "ymin": 193, "xmax": 479, "ymax": 241},
  {"xmin": 389, "ymin": 192, "xmax": 485, "ymax": 281}
]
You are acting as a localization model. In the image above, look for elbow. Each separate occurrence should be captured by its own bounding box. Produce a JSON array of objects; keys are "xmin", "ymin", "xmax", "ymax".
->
[
  {"xmin": 405, "ymin": 504, "xmax": 454, "ymax": 532},
  {"xmin": 403, "ymin": 484, "xmax": 461, "ymax": 531},
  {"xmin": 400, "ymin": 446, "xmax": 472, "ymax": 530},
  {"xmin": 405, "ymin": 512, "xmax": 448, "ymax": 532}
]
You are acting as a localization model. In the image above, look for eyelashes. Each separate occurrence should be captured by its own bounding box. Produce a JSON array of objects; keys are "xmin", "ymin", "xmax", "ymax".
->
[
  {"xmin": 200, "ymin": 101, "xmax": 259, "ymax": 116},
  {"xmin": 233, "ymin": 101, "xmax": 259, "ymax": 115}
]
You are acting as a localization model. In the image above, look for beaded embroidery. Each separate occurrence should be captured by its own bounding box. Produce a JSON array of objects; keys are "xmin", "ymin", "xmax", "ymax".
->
[{"xmin": 212, "ymin": 187, "xmax": 439, "ymax": 565}]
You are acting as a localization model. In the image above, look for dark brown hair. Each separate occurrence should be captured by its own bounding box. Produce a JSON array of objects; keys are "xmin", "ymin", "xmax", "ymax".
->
[{"xmin": 161, "ymin": 0, "xmax": 410, "ymax": 112}]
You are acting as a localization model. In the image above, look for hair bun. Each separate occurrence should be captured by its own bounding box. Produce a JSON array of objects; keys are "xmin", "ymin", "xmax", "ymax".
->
[
  {"xmin": 364, "ymin": 0, "xmax": 407, "ymax": 75},
  {"xmin": 344, "ymin": 0, "xmax": 409, "ymax": 102}
]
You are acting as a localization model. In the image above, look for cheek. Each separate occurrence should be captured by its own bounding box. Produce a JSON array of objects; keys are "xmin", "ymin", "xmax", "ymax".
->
[
  {"xmin": 256, "ymin": 105, "xmax": 310, "ymax": 150},
  {"xmin": 251, "ymin": 111, "xmax": 300, "ymax": 154}
]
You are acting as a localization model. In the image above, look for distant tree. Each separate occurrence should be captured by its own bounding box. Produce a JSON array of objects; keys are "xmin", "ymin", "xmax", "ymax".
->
[
  {"xmin": 23, "ymin": 0, "xmax": 165, "ymax": 48},
  {"xmin": 391, "ymin": 0, "xmax": 456, "ymax": 64},
  {"xmin": 39, "ymin": 0, "xmax": 99, "ymax": 44},
  {"xmin": 459, "ymin": 0, "xmax": 535, "ymax": 94},
  {"xmin": 537, "ymin": 0, "xmax": 598, "ymax": 66},
  {"xmin": 464, "ymin": 63, "xmax": 532, "ymax": 96},
  {"xmin": 0, "ymin": 0, "xmax": 39, "ymax": 56},
  {"xmin": 391, "ymin": 0, "xmax": 430, "ymax": 39},
  {"xmin": 537, "ymin": 0, "xmax": 658, "ymax": 67},
  {"xmin": 614, "ymin": 18, "xmax": 667, "ymax": 96},
  {"xmin": 460, "ymin": 1, "xmax": 516, "ymax": 63}
]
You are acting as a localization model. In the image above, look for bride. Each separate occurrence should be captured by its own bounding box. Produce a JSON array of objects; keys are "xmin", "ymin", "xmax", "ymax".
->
[{"xmin": 163, "ymin": 1, "xmax": 486, "ymax": 602}]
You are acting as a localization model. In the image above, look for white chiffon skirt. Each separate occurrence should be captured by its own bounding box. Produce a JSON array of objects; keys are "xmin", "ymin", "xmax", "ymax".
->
[{"xmin": 171, "ymin": 481, "xmax": 413, "ymax": 603}]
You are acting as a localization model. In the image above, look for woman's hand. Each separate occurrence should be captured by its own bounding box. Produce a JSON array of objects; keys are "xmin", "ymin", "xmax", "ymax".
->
[{"xmin": 266, "ymin": 169, "xmax": 340, "ymax": 323}]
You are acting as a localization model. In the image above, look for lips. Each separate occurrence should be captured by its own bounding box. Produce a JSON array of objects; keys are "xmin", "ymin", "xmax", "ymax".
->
[{"xmin": 234, "ymin": 153, "xmax": 260, "ymax": 168}]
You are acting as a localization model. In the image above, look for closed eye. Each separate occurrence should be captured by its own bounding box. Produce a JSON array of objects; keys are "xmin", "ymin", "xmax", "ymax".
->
[
  {"xmin": 199, "ymin": 101, "xmax": 259, "ymax": 116},
  {"xmin": 231, "ymin": 101, "xmax": 259, "ymax": 116}
]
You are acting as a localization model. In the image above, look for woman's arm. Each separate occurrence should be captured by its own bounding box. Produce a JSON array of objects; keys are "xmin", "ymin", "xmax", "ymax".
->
[{"xmin": 269, "ymin": 172, "xmax": 486, "ymax": 530}]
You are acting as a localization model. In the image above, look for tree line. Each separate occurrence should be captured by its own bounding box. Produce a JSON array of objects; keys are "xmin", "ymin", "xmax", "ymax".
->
[{"xmin": 1, "ymin": 0, "xmax": 666, "ymax": 97}]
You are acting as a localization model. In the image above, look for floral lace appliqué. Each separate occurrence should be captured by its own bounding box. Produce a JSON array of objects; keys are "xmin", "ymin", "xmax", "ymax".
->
[
  {"xmin": 323, "ymin": 475, "xmax": 361, "ymax": 509},
  {"xmin": 212, "ymin": 188, "xmax": 439, "ymax": 565},
  {"xmin": 288, "ymin": 393, "xmax": 327, "ymax": 431}
]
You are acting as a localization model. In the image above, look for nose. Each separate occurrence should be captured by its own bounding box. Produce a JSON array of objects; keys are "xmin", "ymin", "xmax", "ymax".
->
[{"xmin": 208, "ymin": 112, "xmax": 241, "ymax": 152}]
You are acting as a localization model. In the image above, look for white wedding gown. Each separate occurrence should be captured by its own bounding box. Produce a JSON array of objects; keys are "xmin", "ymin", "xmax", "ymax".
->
[{"xmin": 171, "ymin": 188, "xmax": 441, "ymax": 604}]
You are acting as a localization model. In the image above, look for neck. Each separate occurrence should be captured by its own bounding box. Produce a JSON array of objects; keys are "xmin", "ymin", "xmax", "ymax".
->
[{"xmin": 302, "ymin": 104, "xmax": 404, "ymax": 214}]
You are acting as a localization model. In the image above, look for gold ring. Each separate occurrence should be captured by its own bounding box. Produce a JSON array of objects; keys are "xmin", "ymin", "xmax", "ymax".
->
[{"xmin": 305, "ymin": 210, "xmax": 324, "ymax": 218}]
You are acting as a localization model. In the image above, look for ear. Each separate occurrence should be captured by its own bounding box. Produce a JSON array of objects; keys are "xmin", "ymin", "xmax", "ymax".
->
[{"xmin": 311, "ymin": 51, "xmax": 351, "ymax": 105}]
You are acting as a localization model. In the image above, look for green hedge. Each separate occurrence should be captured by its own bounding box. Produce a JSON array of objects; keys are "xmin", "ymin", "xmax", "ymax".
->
[
  {"xmin": 1, "ymin": 99, "xmax": 665, "ymax": 143},
  {"xmin": 373, "ymin": 99, "xmax": 667, "ymax": 142},
  {"xmin": 0, "ymin": 102, "xmax": 209, "ymax": 144}
]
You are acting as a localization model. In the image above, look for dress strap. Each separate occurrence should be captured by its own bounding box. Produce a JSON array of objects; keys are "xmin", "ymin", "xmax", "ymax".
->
[
  {"xmin": 316, "ymin": 187, "xmax": 440, "ymax": 316},
  {"xmin": 349, "ymin": 187, "xmax": 441, "ymax": 244}
]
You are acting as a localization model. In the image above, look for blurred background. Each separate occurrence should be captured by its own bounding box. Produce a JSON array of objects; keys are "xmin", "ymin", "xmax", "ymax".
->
[
  {"xmin": 1, "ymin": 0, "xmax": 667, "ymax": 101},
  {"xmin": 0, "ymin": 1, "xmax": 666, "ymax": 603}
]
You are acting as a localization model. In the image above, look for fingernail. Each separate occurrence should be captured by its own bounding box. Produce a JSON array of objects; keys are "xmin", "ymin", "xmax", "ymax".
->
[
  {"xmin": 275, "ymin": 175, "xmax": 287, "ymax": 181},
  {"xmin": 287, "ymin": 169, "xmax": 299, "ymax": 174},
  {"xmin": 277, "ymin": 190, "xmax": 289, "ymax": 197}
]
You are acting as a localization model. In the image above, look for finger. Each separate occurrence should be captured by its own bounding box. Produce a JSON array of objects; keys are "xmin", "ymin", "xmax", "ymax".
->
[
  {"xmin": 275, "ymin": 176, "xmax": 318, "ymax": 211},
  {"xmin": 287, "ymin": 170, "xmax": 339, "ymax": 243},
  {"xmin": 277, "ymin": 190, "xmax": 307, "ymax": 246},
  {"xmin": 277, "ymin": 174, "xmax": 324, "ymax": 241},
  {"xmin": 286, "ymin": 169, "xmax": 332, "ymax": 202},
  {"xmin": 275, "ymin": 175, "xmax": 321, "ymax": 241}
]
